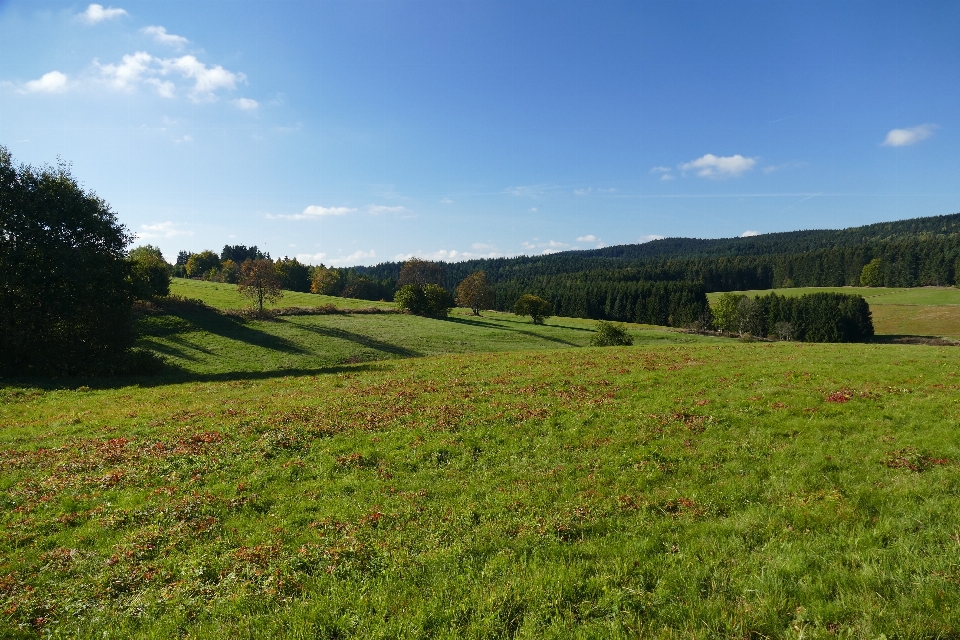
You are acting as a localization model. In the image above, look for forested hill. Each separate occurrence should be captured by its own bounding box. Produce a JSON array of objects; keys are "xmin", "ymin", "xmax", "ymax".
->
[{"xmin": 352, "ymin": 212, "xmax": 960, "ymax": 289}]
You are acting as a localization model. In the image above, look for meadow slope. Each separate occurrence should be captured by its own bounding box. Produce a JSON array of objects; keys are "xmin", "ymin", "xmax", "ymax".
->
[{"xmin": 2, "ymin": 339, "xmax": 960, "ymax": 637}]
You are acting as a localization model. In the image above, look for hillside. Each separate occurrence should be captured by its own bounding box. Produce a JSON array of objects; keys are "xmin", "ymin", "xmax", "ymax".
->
[
  {"xmin": 140, "ymin": 279, "xmax": 714, "ymax": 379},
  {"xmin": 352, "ymin": 212, "xmax": 960, "ymax": 287}
]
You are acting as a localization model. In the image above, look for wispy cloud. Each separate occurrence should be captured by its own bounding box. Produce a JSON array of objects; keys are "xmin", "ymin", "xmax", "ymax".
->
[
  {"xmin": 650, "ymin": 166, "xmax": 671, "ymax": 173},
  {"xmin": 639, "ymin": 234, "xmax": 665, "ymax": 243},
  {"xmin": 79, "ymin": 4, "xmax": 127, "ymax": 24},
  {"xmin": 681, "ymin": 154, "xmax": 757, "ymax": 178},
  {"xmin": 394, "ymin": 246, "xmax": 502, "ymax": 262},
  {"xmin": 367, "ymin": 204, "xmax": 406, "ymax": 215},
  {"xmin": 295, "ymin": 252, "xmax": 327, "ymax": 265},
  {"xmin": 576, "ymin": 234, "xmax": 597, "ymax": 242},
  {"xmin": 740, "ymin": 230, "xmax": 760, "ymax": 237},
  {"xmin": 882, "ymin": 124, "xmax": 937, "ymax": 147},
  {"xmin": 93, "ymin": 51, "xmax": 246, "ymax": 101},
  {"xmin": 234, "ymin": 97, "xmax": 258, "ymax": 110},
  {"xmin": 142, "ymin": 25, "xmax": 188, "ymax": 49},
  {"xmin": 329, "ymin": 250, "xmax": 376, "ymax": 266},
  {"xmin": 136, "ymin": 221, "xmax": 192, "ymax": 240},
  {"xmin": 267, "ymin": 205, "xmax": 356, "ymax": 221},
  {"xmin": 20, "ymin": 71, "xmax": 69, "ymax": 94},
  {"xmin": 521, "ymin": 239, "xmax": 569, "ymax": 255}
]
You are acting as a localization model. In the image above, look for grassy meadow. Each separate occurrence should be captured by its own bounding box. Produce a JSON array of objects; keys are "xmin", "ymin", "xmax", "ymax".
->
[
  {"xmin": 707, "ymin": 286, "xmax": 960, "ymax": 339},
  {"xmin": 2, "ymin": 280, "xmax": 960, "ymax": 637}
]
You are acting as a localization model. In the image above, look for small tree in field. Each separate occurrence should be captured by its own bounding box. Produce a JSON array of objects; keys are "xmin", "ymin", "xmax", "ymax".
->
[
  {"xmin": 456, "ymin": 271, "xmax": 495, "ymax": 315},
  {"xmin": 310, "ymin": 264, "xmax": 341, "ymax": 295},
  {"xmin": 860, "ymin": 258, "xmax": 883, "ymax": 287},
  {"xmin": 590, "ymin": 321, "xmax": 633, "ymax": 346},
  {"xmin": 238, "ymin": 258, "xmax": 283, "ymax": 313},
  {"xmin": 514, "ymin": 294, "xmax": 552, "ymax": 324},
  {"xmin": 395, "ymin": 283, "xmax": 453, "ymax": 317}
]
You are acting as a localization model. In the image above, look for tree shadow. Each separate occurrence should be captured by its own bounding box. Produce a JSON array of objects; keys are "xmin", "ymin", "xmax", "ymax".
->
[
  {"xmin": 442, "ymin": 316, "xmax": 583, "ymax": 346},
  {"xmin": 0, "ymin": 363, "xmax": 385, "ymax": 391},
  {"xmin": 144, "ymin": 304, "xmax": 308, "ymax": 355},
  {"xmin": 871, "ymin": 334, "xmax": 959, "ymax": 346},
  {"xmin": 280, "ymin": 318, "xmax": 422, "ymax": 357}
]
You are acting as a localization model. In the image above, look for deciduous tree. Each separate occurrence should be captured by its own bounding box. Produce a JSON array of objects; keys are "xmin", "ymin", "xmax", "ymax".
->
[
  {"xmin": 455, "ymin": 271, "xmax": 494, "ymax": 315},
  {"xmin": 398, "ymin": 257, "xmax": 443, "ymax": 287},
  {"xmin": 128, "ymin": 244, "xmax": 171, "ymax": 299},
  {"xmin": 310, "ymin": 264, "xmax": 341, "ymax": 295},
  {"xmin": 238, "ymin": 258, "xmax": 283, "ymax": 313},
  {"xmin": 514, "ymin": 294, "xmax": 553, "ymax": 324}
]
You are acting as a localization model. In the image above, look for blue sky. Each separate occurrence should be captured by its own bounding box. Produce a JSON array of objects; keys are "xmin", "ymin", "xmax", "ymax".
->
[{"xmin": 2, "ymin": 1, "xmax": 958, "ymax": 265}]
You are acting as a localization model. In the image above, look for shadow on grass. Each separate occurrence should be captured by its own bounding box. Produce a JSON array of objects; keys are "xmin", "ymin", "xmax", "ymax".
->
[
  {"xmin": 442, "ymin": 315, "xmax": 584, "ymax": 346},
  {"xmin": 142, "ymin": 305, "xmax": 309, "ymax": 356},
  {"xmin": 281, "ymin": 319, "xmax": 422, "ymax": 357},
  {"xmin": 871, "ymin": 334, "xmax": 959, "ymax": 346},
  {"xmin": 0, "ymin": 363, "xmax": 385, "ymax": 392}
]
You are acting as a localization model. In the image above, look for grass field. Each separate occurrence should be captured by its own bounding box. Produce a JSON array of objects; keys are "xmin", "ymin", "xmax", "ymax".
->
[
  {"xmin": 139, "ymin": 279, "xmax": 712, "ymax": 378},
  {"xmin": 168, "ymin": 278, "xmax": 395, "ymax": 311},
  {"xmin": 3, "ymin": 341, "xmax": 960, "ymax": 637},
  {"xmin": 707, "ymin": 286, "xmax": 960, "ymax": 338},
  {"xmin": 4, "ymin": 281, "xmax": 960, "ymax": 637}
]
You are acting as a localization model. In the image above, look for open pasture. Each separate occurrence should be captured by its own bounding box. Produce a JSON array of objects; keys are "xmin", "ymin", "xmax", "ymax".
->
[
  {"xmin": 2, "ymin": 340, "xmax": 960, "ymax": 637},
  {"xmin": 707, "ymin": 286, "xmax": 960, "ymax": 338}
]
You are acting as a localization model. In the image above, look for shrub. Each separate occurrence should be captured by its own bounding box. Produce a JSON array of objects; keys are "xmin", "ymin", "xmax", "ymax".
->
[
  {"xmin": 128, "ymin": 245, "xmax": 171, "ymax": 300},
  {"xmin": 514, "ymin": 294, "xmax": 553, "ymax": 324},
  {"xmin": 590, "ymin": 321, "xmax": 633, "ymax": 346},
  {"xmin": 395, "ymin": 284, "xmax": 452, "ymax": 317}
]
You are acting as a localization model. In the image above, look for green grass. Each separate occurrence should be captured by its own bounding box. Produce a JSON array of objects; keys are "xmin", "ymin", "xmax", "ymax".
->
[
  {"xmin": 707, "ymin": 286, "xmax": 960, "ymax": 337},
  {"xmin": 3, "ymin": 341, "xmax": 960, "ymax": 637},
  {"xmin": 169, "ymin": 278, "xmax": 395, "ymax": 310},
  {"xmin": 140, "ymin": 282, "xmax": 712, "ymax": 378}
]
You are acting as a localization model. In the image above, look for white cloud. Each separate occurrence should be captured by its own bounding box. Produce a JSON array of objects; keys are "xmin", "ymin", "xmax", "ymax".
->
[
  {"xmin": 21, "ymin": 71, "xmax": 68, "ymax": 93},
  {"xmin": 367, "ymin": 204, "xmax": 406, "ymax": 215},
  {"xmin": 681, "ymin": 154, "xmax": 757, "ymax": 178},
  {"xmin": 295, "ymin": 252, "xmax": 327, "ymax": 265},
  {"xmin": 159, "ymin": 55, "xmax": 244, "ymax": 101},
  {"xmin": 740, "ymin": 230, "xmax": 760, "ymax": 237},
  {"xmin": 650, "ymin": 166, "xmax": 671, "ymax": 173},
  {"xmin": 329, "ymin": 250, "xmax": 376, "ymax": 266},
  {"xmin": 173, "ymin": 134, "xmax": 192, "ymax": 144},
  {"xmin": 234, "ymin": 97, "xmax": 258, "ymax": 110},
  {"xmin": 471, "ymin": 243, "xmax": 496, "ymax": 251},
  {"xmin": 394, "ymin": 247, "xmax": 502, "ymax": 262},
  {"xmin": 267, "ymin": 205, "xmax": 356, "ymax": 221},
  {"xmin": 97, "ymin": 51, "xmax": 153, "ymax": 90},
  {"xmin": 95, "ymin": 51, "xmax": 244, "ymax": 100},
  {"xmin": 882, "ymin": 124, "xmax": 937, "ymax": 147},
  {"xmin": 639, "ymin": 234, "xmax": 665, "ymax": 243},
  {"xmin": 577, "ymin": 234, "xmax": 597, "ymax": 242},
  {"xmin": 136, "ymin": 221, "xmax": 192, "ymax": 240},
  {"xmin": 529, "ymin": 207, "xmax": 538, "ymax": 212},
  {"xmin": 142, "ymin": 25, "xmax": 189, "ymax": 49},
  {"xmin": 660, "ymin": 174, "xmax": 675, "ymax": 181},
  {"xmin": 80, "ymin": 4, "xmax": 127, "ymax": 24},
  {"xmin": 574, "ymin": 188, "xmax": 592, "ymax": 196},
  {"xmin": 521, "ymin": 239, "xmax": 569, "ymax": 255}
]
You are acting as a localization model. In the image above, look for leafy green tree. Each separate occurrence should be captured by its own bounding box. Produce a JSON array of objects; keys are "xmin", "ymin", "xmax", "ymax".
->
[
  {"xmin": 590, "ymin": 321, "xmax": 633, "ymax": 346},
  {"xmin": 860, "ymin": 258, "xmax": 883, "ymax": 287},
  {"xmin": 310, "ymin": 264, "xmax": 341, "ymax": 295},
  {"xmin": 398, "ymin": 257, "xmax": 443, "ymax": 287},
  {"xmin": 128, "ymin": 244, "xmax": 171, "ymax": 299},
  {"xmin": 711, "ymin": 292, "xmax": 746, "ymax": 334},
  {"xmin": 395, "ymin": 283, "xmax": 452, "ymax": 317},
  {"xmin": 276, "ymin": 257, "xmax": 311, "ymax": 292},
  {"xmin": 219, "ymin": 259, "xmax": 240, "ymax": 284},
  {"xmin": 185, "ymin": 250, "xmax": 221, "ymax": 278},
  {"xmin": 238, "ymin": 258, "xmax": 283, "ymax": 313},
  {"xmin": 455, "ymin": 271, "xmax": 495, "ymax": 315},
  {"xmin": 514, "ymin": 294, "xmax": 553, "ymax": 324},
  {"xmin": 0, "ymin": 146, "xmax": 135, "ymax": 375}
]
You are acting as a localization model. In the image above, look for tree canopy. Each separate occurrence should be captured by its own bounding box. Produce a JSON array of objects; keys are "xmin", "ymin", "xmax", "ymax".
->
[
  {"xmin": 514, "ymin": 294, "xmax": 553, "ymax": 324},
  {"xmin": 237, "ymin": 258, "xmax": 283, "ymax": 313},
  {"xmin": 455, "ymin": 271, "xmax": 495, "ymax": 315},
  {"xmin": 0, "ymin": 147, "xmax": 135, "ymax": 375}
]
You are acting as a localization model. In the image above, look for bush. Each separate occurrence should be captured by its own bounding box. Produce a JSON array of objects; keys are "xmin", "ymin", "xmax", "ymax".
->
[
  {"xmin": 129, "ymin": 245, "xmax": 171, "ymax": 299},
  {"xmin": 395, "ymin": 284, "xmax": 452, "ymax": 317},
  {"xmin": 590, "ymin": 321, "xmax": 633, "ymax": 346},
  {"xmin": 514, "ymin": 294, "xmax": 553, "ymax": 324}
]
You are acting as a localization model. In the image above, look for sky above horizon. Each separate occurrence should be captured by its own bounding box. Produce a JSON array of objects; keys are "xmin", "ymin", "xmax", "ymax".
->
[{"xmin": 2, "ymin": 0, "xmax": 959, "ymax": 266}]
